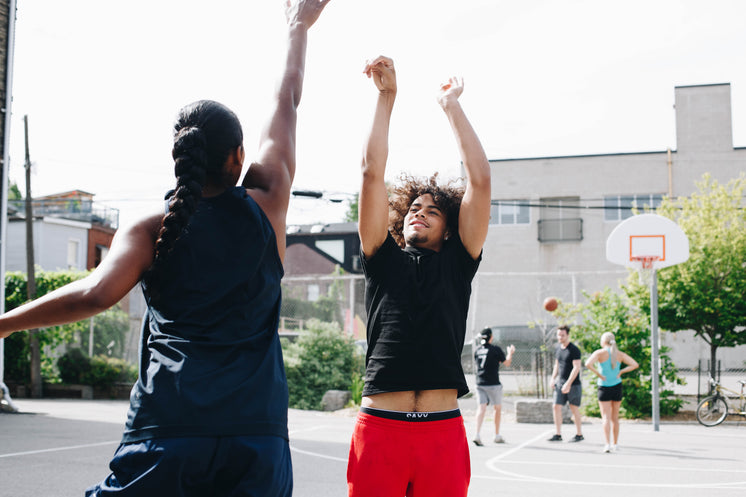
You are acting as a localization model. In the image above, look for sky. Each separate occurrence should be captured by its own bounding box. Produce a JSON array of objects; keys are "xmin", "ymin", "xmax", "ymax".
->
[{"xmin": 6, "ymin": 0, "xmax": 746, "ymax": 229}]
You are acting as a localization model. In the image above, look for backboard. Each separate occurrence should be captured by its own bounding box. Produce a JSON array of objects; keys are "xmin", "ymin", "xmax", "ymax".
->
[{"xmin": 606, "ymin": 213, "xmax": 689, "ymax": 270}]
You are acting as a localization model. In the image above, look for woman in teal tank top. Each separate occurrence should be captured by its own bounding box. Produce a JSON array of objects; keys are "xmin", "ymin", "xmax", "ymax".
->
[{"xmin": 585, "ymin": 332, "xmax": 639, "ymax": 453}]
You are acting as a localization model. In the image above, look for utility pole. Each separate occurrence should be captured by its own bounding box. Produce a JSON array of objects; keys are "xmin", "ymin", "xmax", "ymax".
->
[
  {"xmin": 1, "ymin": 0, "xmax": 20, "ymax": 410},
  {"xmin": 23, "ymin": 115, "xmax": 41, "ymax": 398}
]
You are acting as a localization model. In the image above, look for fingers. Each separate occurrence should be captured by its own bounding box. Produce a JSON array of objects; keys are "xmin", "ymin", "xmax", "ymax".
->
[
  {"xmin": 440, "ymin": 76, "xmax": 464, "ymax": 91},
  {"xmin": 363, "ymin": 55, "xmax": 395, "ymax": 77}
]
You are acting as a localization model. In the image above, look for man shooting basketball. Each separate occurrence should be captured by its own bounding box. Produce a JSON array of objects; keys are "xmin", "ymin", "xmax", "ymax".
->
[{"xmin": 346, "ymin": 55, "xmax": 491, "ymax": 497}]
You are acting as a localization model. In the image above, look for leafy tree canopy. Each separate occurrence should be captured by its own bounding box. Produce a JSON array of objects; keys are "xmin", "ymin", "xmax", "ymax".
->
[{"xmin": 626, "ymin": 173, "xmax": 746, "ymax": 377}]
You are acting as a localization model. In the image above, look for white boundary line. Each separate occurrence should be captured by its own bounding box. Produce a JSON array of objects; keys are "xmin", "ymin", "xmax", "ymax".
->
[
  {"xmin": 0, "ymin": 440, "xmax": 119, "ymax": 459},
  {"xmin": 289, "ymin": 445, "xmax": 348, "ymax": 463},
  {"xmin": 478, "ymin": 428, "xmax": 746, "ymax": 489}
]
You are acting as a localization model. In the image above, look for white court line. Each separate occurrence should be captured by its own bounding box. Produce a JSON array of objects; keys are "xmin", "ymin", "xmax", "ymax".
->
[
  {"xmin": 494, "ymin": 459, "xmax": 746, "ymax": 474},
  {"xmin": 480, "ymin": 429, "xmax": 746, "ymax": 489},
  {"xmin": 0, "ymin": 441, "xmax": 119, "ymax": 459},
  {"xmin": 289, "ymin": 423, "xmax": 349, "ymax": 463},
  {"xmin": 289, "ymin": 444, "xmax": 348, "ymax": 463},
  {"xmin": 289, "ymin": 424, "xmax": 333, "ymax": 436},
  {"xmin": 485, "ymin": 429, "xmax": 554, "ymax": 462}
]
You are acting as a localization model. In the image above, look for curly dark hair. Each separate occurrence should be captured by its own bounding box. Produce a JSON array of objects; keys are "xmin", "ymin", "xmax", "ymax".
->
[
  {"xmin": 142, "ymin": 100, "xmax": 243, "ymax": 300},
  {"xmin": 388, "ymin": 173, "xmax": 465, "ymax": 248}
]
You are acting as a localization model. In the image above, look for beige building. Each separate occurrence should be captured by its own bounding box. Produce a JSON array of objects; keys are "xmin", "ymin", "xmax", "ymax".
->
[{"xmin": 471, "ymin": 83, "xmax": 745, "ymax": 369}]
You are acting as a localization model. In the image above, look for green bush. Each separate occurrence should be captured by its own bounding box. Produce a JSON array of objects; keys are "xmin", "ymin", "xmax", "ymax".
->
[
  {"xmin": 283, "ymin": 319, "xmax": 364, "ymax": 410},
  {"xmin": 57, "ymin": 348, "xmax": 92, "ymax": 384},
  {"xmin": 84, "ymin": 356, "xmax": 137, "ymax": 389},
  {"xmin": 56, "ymin": 349, "xmax": 136, "ymax": 389}
]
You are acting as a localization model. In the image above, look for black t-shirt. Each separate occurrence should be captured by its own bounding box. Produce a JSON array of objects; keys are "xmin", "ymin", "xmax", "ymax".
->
[
  {"xmin": 556, "ymin": 342, "xmax": 582, "ymax": 386},
  {"xmin": 474, "ymin": 343, "xmax": 506, "ymax": 386},
  {"xmin": 361, "ymin": 233, "xmax": 481, "ymax": 398}
]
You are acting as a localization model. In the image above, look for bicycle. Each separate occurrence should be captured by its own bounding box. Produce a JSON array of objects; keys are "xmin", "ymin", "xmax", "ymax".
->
[{"xmin": 695, "ymin": 377, "xmax": 746, "ymax": 427}]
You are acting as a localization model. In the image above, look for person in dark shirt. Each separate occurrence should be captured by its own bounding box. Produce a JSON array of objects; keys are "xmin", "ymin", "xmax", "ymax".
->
[
  {"xmin": 548, "ymin": 325, "xmax": 584, "ymax": 442},
  {"xmin": 0, "ymin": 1, "xmax": 331, "ymax": 495},
  {"xmin": 473, "ymin": 327, "xmax": 515, "ymax": 445},
  {"xmin": 347, "ymin": 55, "xmax": 491, "ymax": 497}
]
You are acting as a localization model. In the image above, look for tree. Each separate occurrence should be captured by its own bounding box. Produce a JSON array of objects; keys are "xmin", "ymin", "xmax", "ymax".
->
[
  {"xmin": 626, "ymin": 174, "xmax": 746, "ymax": 382},
  {"xmin": 552, "ymin": 289, "xmax": 683, "ymax": 418},
  {"xmin": 8, "ymin": 181, "xmax": 22, "ymax": 200},
  {"xmin": 4, "ymin": 269, "xmax": 90, "ymax": 383},
  {"xmin": 345, "ymin": 192, "xmax": 359, "ymax": 222}
]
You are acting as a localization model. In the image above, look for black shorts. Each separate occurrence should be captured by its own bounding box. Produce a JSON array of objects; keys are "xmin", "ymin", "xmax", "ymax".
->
[{"xmin": 597, "ymin": 383, "xmax": 622, "ymax": 402}]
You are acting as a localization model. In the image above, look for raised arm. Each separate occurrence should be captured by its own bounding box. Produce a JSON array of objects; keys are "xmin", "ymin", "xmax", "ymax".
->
[
  {"xmin": 358, "ymin": 56, "xmax": 397, "ymax": 257},
  {"xmin": 503, "ymin": 344, "xmax": 516, "ymax": 367},
  {"xmin": 241, "ymin": 0, "xmax": 331, "ymax": 262},
  {"xmin": 0, "ymin": 213, "xmax": 162, "ymax": 339},
  {"xmin": 437, "ymin": 78, "xmax": 491, "ymax": 259}
]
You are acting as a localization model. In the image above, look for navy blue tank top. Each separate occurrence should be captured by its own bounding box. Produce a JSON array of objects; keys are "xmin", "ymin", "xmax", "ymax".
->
[{"xmin": 122, "ymin": 187, "xmax": 288, "ymax": 443}]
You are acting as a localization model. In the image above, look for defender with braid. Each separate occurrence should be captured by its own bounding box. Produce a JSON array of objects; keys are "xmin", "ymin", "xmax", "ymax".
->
[{"xmin": 0, "ymin": 1, "xmax": 331, "ymax": 495}]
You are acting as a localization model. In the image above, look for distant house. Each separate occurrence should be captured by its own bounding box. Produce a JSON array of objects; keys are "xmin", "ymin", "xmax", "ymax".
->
[
  {"xmin": 283, "ymin": 222, "xmax": 365, "ymax": 338},
  {"xmin": 6, "ymin": 190, "xmax": 118, "ymax": 272}
]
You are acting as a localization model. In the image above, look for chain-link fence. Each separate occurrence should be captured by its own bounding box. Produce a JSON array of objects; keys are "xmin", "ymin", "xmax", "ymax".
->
[
  {"xmin": 280, "ymin": 274, "xmax": 367, "ymax": 340},
  {"xmin": 274, "ymin": 270, "xmax": 746, "ymax": 403}
]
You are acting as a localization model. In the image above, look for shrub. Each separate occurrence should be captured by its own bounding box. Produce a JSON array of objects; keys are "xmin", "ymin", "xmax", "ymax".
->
[
  {"xmin": 57, "ymin": 349, "xmax": 136, "ymax": 389},
  {"xmin": 84, "ymin": 356, "xmax": 137, "ymax": 389},
  {"xmin": 57, "ymin": 348, "xmax": 92, "ymax": 384},
  {"xmin": 284, "ymin": 319, "xmax": 363, "ymax": 410}
]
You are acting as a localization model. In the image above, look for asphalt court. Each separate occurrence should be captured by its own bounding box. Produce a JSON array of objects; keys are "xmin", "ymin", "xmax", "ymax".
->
[{"xmin": 1, "ymin": 399, "xmax": 745, "ymax": 497}]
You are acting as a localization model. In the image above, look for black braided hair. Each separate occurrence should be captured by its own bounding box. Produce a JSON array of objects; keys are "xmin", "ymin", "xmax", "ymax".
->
[{"xmin": 142, "ymin": 100, "xmax": 243, "ymax": 300}]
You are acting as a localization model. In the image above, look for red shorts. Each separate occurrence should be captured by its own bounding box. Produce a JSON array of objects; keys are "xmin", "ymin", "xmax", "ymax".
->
[{"xmin": 346, "ymin": 408, "xmax": 470, "ymax": 497}]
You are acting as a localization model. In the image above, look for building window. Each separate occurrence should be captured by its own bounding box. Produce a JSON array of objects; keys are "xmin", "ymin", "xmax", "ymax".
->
[
  {"xmin": 67, "ymin": 239, "xmax": 80, "ymax": 268},
  {"xmin": 94, "ymin": 244, "xmax": 110, "ymax": 268},
  {"xmin": 490, "ymin": 200, "xmax": 530, "ymax": 225},
  {"xmin": 538, "ymin": 197, "xmax": 582, "ymax": 242},
  {"xmin": 604, "ymin": 194, "xmax": 663, "ymax": 221},
  {"xmin": 307, "ymin": 284, "xmax": 320, "ymax": 302}
]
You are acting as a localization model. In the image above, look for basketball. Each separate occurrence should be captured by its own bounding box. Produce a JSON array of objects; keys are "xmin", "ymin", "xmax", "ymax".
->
[{"xmin": 543, "ymin": 297, "xmax": 558, "ymax": 312}]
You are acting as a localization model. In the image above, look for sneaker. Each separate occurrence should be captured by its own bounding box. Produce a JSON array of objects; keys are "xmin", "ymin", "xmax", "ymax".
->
[
  {"xmin": 547, "ymin": 434, "xmax": 563, "ymax": 442},
  {"xmin": 569, "ymin": 434, "xmax": 584, "ymax": 442},
  {"xmin": 611, "ymin": 444, "xmax": 618, "ymax": 452},
  {"xmin": 602, "ymin": 444, "xmax": 611, "ymax": 453},
  {"xmin": 494, "ymin": 434, "xmax": 506, "ymax": 444},
  {"xmin": 472, "ymin": 437, "xmax": 483, "ymax": 447}
]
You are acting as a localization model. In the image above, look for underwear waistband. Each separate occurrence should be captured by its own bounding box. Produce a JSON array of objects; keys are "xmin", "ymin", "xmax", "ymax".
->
[{"xmin": 360, "ymin": 406, "xmax": 461, "ymax": 422}]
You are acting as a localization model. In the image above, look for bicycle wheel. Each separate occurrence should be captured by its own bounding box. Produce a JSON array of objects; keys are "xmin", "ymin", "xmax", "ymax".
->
[{"xmin": 696, "ymin": 395, "xmax": 728, "ymax": 427}]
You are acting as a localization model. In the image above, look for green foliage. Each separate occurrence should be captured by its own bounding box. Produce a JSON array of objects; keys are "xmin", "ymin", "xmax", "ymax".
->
[
  {"xmin": 80, "ymin": 306, "xmax": 131, "ymax": 357},
  {"xmin": 85, "ymin": 355, "xmax": 137, "ymax": 389},
  {"xmin": 345, "ymin": 192, "xmax": 359, "ymax": 222},
  {"xmin": 8, "ymin": 181, "xmax": 22, "ymax": 200},
  {"xmin": 283, "ymin": 319, "xmax": 364, "ymax": 410},
  {"xmin": 57, "ymin": 348, "xmax": 136, "ymax": 388},
  {"xmin": 348, "ymin": 371, "xmax": 365, "ymax": 406},
  {"xmin": 57, "ymin": 348, "xmax": 92, "ymax": 384},
  {"xmin": 281, "ymin": 267, "xmax": 346, "ymax": 328},
  {"xmin": 3, "ymin": 269, "xmax": 119, "ymax": 383},
  {"xmin": 626, "ymin": 173, "xmax": 746, "ymax": 379},
  {"xmin": 2, "ymin": 332, "xmax": 30, "ymax": 382},
  {"xmin": 553, "ymin": 288, "xmax": 683, "ymax": 418}
]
